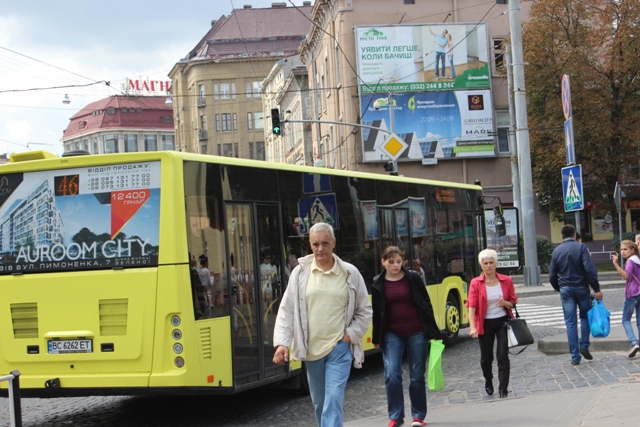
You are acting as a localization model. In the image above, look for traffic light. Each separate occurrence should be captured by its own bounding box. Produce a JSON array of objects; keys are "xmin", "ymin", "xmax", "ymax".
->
[
  {"xmin": 493, "ymin": 205, "xmax": 506, "ymax": 236},
  {"xmin": 271, "ymin": 108, "xmax": 282, "ymax": 135}
]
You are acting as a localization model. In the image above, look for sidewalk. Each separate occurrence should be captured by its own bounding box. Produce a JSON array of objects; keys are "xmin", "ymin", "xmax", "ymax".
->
[{"xmin": 345, "ymin": 380, "xmax": 640, "ymax": 426}]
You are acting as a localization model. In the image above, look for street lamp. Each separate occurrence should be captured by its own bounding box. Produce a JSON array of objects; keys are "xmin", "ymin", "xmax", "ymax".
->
[{"xmin": 62, "ymin": 94, "xmax": 70, "ymax": 105}]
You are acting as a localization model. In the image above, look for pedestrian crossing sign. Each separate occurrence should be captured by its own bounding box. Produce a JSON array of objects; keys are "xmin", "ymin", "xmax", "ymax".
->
[
  {"xmin": 297, "ymin": 193, "xmax": 339, "ymax": 233},
  {"xmin": 562, "ymin": 164, "xmax": 584, "ymax": 212}
]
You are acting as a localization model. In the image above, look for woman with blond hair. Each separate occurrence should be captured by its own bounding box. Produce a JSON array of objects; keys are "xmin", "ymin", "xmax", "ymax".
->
[{"xmin": 467, "ymin": 249, "xmax": 518, "ymax": 398}]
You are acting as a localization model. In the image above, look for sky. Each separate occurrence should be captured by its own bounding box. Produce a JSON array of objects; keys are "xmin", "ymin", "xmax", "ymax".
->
[{"xmin": 0, "ymin": 0, "xmax": 310, "ymax": 156}]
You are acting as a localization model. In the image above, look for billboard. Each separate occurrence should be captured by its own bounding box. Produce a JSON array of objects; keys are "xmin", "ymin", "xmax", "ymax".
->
[
  {"xmin": 485, "ymin": 207, "xmax": 520, "ymax": 269},
  {"xmin": 355, "ymin": 23, "xmax": 495, "ymax": 163}
]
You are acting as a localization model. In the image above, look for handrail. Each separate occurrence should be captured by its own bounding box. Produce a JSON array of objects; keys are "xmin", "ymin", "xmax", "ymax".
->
[{"xmin": 0, "ymin": 370, "xmax": 22, "ymax": 427}]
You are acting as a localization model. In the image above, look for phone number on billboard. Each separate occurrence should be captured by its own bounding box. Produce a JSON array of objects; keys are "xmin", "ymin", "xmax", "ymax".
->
[
  {"xmin": 410, "ymin": 82, "xmax": 455, "ymax": 91},
  {"xmin": 88, "ymin": 174, "xmax": 152, "ymax": 191}
]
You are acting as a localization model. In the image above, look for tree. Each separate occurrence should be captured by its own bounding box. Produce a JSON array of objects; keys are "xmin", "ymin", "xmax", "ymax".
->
[{"xmin": 522, "ymin": 0, "xmax": 640, "ymax": 231}]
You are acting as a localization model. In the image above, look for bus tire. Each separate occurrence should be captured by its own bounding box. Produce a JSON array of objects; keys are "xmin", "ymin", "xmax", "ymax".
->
[{"xmin": 442, "ymin": 292, "xmax": 460, "ymax": 347}]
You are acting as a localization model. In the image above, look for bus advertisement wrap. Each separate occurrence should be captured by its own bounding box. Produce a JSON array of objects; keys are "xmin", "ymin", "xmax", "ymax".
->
[
  {"xmin": 355, "ymin": 23, "xmax": 495, "ymax": 163},
  {"xmin": 0, "ymin": 161, "xmax": 161, "ymax": 274},
  {"xmin": 485, "ymin": 207, "xmax": 520, "ymax": 269}
]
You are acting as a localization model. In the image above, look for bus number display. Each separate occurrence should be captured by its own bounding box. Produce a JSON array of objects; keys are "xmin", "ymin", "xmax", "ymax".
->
[{"xmin": 54, "ymin": 174, "xmax": 80, "ymax": 196}]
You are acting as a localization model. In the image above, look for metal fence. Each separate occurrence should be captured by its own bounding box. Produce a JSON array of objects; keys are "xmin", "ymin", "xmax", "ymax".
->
[{"xmin": 0, "ymin": 370, "xmax": 21, "ymax": 427}]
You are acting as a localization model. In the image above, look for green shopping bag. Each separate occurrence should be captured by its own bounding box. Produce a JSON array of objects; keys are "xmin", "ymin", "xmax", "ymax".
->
[{"xmin": 427, "ymin": 339, "xmax": 445, "ymax": 391}]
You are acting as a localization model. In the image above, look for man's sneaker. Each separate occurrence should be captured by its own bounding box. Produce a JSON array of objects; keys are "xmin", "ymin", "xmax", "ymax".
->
[
  {"xmin": 388, "ymin": 420, "xmax": 404, "ymax": 427},
  {"xmin": 412, "ymin": 418, "xmax": 426, "ymax": 427},
  {"xmin": 580, "ymin": 348, "xmax": 593, "ymax": 360},
  {"xmin": 629, "ymin": 344, "xmax": 640, "ymax": 358}
]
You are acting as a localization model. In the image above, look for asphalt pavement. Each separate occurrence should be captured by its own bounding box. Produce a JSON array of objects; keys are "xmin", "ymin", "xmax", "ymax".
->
[{"xmin": 346, "ymin": 272, "xmax": 639, "ymax": 427}]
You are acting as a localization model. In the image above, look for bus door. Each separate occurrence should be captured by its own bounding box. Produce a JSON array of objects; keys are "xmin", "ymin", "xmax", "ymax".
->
[
  {"xmin": 225, "ymin": 202, "xmax": 284, "ymax": 386},
  {"xmin": 378, "ymin": 207, "xmax": 413, "ymax": 266}
]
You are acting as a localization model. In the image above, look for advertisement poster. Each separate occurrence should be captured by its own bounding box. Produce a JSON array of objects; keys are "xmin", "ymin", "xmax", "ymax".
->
[
  {"xmin": 485, "ymin": 207, "xmax": 520, "ymax": 269},
  {"xmin": 408, "ymin": 197, "xmax": 427, "ymax": 237},
  {"xmin": 356, "ymin": 23, "xmax": 491, "ymax": 92},
  {"xmin": 396, "ymin": 210, "xmax": 408, "ymax": 237},
  {"xmin": 360, "ymin": 201, "xmax": 379, "ymax": 240},
  {"xmin": 0, "ymin": 162, "xmax": 161, "ymax": 274},
  {"xmin": 361, "ymin": 90, "xmax": 494, "ymax": 162}
]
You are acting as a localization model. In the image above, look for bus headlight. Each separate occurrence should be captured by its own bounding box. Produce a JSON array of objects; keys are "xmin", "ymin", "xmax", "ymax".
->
[
  {"xmin": 175, "ymin": 357, "xmax": 185, "ymax": 368},
  {"xmin": 170, "ymin": 315, "xmax": 181, "ymax": 326},
  {"xmin": 173, "ymin": 343, "xmax": 183, "ymax": 354},
  {"xmin": 172, "ymin": 329, "xmax": 182, "ymax": 340}
]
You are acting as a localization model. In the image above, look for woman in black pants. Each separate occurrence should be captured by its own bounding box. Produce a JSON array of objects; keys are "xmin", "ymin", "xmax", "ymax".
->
[{"xmin": 467, "ymin": 249, "xmax": 518, "ymax": 398}]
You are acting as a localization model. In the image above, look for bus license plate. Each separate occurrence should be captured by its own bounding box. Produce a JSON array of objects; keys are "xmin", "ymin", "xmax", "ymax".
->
[{"xmin": 48, "ymin": 339, "xmax": 93, "ymax": 354}]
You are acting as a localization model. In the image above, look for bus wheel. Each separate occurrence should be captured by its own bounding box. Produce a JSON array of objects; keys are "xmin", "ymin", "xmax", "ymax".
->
[{"xmin": 442, "ymin": 293, "xmax": 460, "ymax": 347}]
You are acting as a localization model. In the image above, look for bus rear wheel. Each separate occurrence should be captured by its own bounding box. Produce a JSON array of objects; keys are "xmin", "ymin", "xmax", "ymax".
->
[{"xmin": 442, "ymin": 293, "xmax": 460, "ymax": 347}]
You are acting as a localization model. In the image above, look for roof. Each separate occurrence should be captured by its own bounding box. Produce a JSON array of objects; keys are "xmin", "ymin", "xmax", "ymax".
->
[
  {"xmin": 61, "ymin": 96, "xmax": 174, "ymax": 141},
  {"xmin": 186, "ymin": 5, "xmax": 312, "ymax": 61}
]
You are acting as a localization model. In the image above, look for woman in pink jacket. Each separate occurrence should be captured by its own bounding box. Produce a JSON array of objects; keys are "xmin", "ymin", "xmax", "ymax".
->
[{"xmin": 467, "ymin": 249, "xmax": 518, "ymax": 398}]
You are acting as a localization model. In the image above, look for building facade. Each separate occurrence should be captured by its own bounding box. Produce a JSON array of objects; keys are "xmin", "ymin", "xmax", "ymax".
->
[
  {"xmin": 168, "ymin": 2, "xmax": 313, "ymax": 160},
  {"xmin": 61, "ymin": 96, "xmax": 175, "ymax": 154}
]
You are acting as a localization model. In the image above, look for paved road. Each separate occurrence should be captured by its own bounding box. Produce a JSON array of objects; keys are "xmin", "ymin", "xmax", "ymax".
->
[{"xmin": 2, "ymin": 285, "xmax": 638, "ymax": 427}]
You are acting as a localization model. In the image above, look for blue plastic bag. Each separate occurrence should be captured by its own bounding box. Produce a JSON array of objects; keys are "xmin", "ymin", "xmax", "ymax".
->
[{"xmin": 588, "ymin": 299, "xmax": 610, "ymax": 338}]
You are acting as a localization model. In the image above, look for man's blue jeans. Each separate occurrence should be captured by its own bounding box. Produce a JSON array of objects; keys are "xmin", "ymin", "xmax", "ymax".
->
[
  {"xmin": 560, "ymin": 286, "xmax": 592, "ymax": 363},
  {"xmin": 382, "ymin": 331, "xmax": 428, "ymax": 422},
  {"xmin": 305, "ymin": 341, "xmax": 352, "ymax": 427},
  {"xmin": 622, "ymin": 294, "xmax": 640, "ymax": 346}
]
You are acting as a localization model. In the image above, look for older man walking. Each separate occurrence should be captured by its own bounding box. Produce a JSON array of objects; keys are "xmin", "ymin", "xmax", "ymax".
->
[
  {"xmin": 550, "ymin": 224, "xmax": 603, "ymax": 365},
  {"xmin": 273, "ymin": 222, "xmax": 372, "ymax": 427}
]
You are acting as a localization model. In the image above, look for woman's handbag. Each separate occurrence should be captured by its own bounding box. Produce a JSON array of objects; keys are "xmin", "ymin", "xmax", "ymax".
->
[
  {"xmin": 588, "ymin": 299, "xmax": 610, "ymax": 338},
  {"xmin": 427, "ymin": 339, "xmax": 445, "ymax": 391},
  {"xmin": 506, "ymin": 306, "xmax": 534, "ymax": 353}
]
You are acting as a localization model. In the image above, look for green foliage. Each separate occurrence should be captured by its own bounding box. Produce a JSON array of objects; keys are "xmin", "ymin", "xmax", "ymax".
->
[
  {"xmin": 522, "ymin": 0, "xmax": 640, "ymax": 221},
  {"xmin": 513, "ymin": 233, "xmax": 553, "ymax": 274},
  {"xmin": 610, "ymin": 232, "xmax": 637, "ymax": 252}
]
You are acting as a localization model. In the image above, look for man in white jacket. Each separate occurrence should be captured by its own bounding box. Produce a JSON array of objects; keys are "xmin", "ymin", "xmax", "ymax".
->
[{"xmin": 273, "ymin": 222, "xmax": 372, "ymax": 427}]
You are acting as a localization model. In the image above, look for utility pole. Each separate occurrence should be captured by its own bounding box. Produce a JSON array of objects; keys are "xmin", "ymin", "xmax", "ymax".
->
[
  {"xmin": 505, "ymin": 43, "xmax": 521, "ymax": 223},
  {"xmin": 509, "ymin": 0, "xmax": 541, "ymax": 285}
]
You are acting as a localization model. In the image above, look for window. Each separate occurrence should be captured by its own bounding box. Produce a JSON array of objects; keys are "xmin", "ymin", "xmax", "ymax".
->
[
  {"xmin": 213, "ymin": 83, "xmax": 219, "ymax": 100},
  {"xmin": 220, "ymin": 83, "xmax": 230, "ymax": 99},
  {"xmin": 107, "ymin": 108, "xmax": 115, "ymax": 115},
  {"xmin": 252, "ymin": 81, "xmax": 261, "ymax": 98},
  {"xmin": 247, "ymin": 112, "xmax": 253, "ymax": 130},
  {"xmin": 254, "ymin": 112, "xmax": 264, "ymax": 130},
  {"xmin": 215, "ymin": 114, "xmax": 220, "ymax": 132},
  {"xmin": 233, "ymin": 113, "xmax": 238, "ymax": 131},
  {"xmin": 74, "ymin": 141, "xmax": 80, "ymax": 150},
  {"xmin": 246, "ymin": 81, "xmax": 252, "ymax": 99},
  {"xmin": 198, "ymin": 84, "xmax": 206, "ymax": 106},
  {"xmin": 493, "ymin": 38, "xmax": 506, "ymax": 75},
  {"xmin": 564, "ymin": 211, "xmax": 590, "ymax": 237},
  {"xmin": 221, "ymin": 114, "xmax": 231, "ymax": 131},
  {"xmin": 162, "ymin": 135, "xmax": 175, "ymax": 150},
  {"xmin": 122, "ymin": 108, "xmax": 128, "ymax": 113},
  {"xmin": 324, "ymin": 51, "xmax": 331, "ymax": 98},
  {"xmin": 92, "ymin": 136, "xmax": 99, "ymax": 154},
  {"xmin": 335, "ymin": 41, "xmax": 341, "ymax": 86},
  {"xmin": 249, "ymin": 142, "xmax": 254, "ymax": 159},
  {"xmin": 144, "ymin": 135, "xmax": 158, "ymax": 151},
  {"xmin": 201, "ymin": 144, "xmax": 207, "ymax": 154},
  {"xmin": 82, "ymin": 139, "xmax": 89, "ymax": 151},
  {"xmin": 234, "ymin": 143, "xmax": 239, "ymax": 158},
  {"xmin": 256, "ymin": 141, "xmax": 265, "ymax": 160},
  {"xmin": 497, "ymin": 128, "xmax": 510, "ymax": 153},
  {"xmin": 103, "ymin": 134, "xmax": 119, "ymax": 153},
  {"xmin": 124, "ymin": 134, "xmax": 138, "ymax": 152},
  {"xmin": 404, "ymin": 0, "xmax": 415, "ymax": 3},
  {"xmin": 136, "ymin": 108, "xmax": 142, "ymax": 113},
  {"xmin": 231, "ymin": 82, "xmax": 236, "ymax": 99},
  {"xmin": 217, "ymin": 144, "xmax": 222, "ymax": 156},
  {"xmin": 223, "ymin": 143, "xmax": 233, "ymax": 157},
  {"xmin": 200, "ymin": 114, "xmax": 207, "ymax": 129}
]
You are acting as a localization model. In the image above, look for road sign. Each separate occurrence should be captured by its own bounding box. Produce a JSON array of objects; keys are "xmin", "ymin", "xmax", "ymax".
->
[
  {"xmin": 562, "ymin": 164, "xmax": 584, "ymax": 212},
  {"xmin": 302, "ymin": 172, "xmax": 332, "ymax": 194},
  {"xmin": 379, "ymin": 133, "xmax": 408, "ymax": 161},
  {"xmin": 564, "ymin": 117, "xmax": 575, "ymax": 165},
  {"xmin": 562, "ymin": 74, "xmax": 572, "ymax": 120},
  {"xmin": 298, "ymin": 193, "xmax": 339, "ymax": 233}
]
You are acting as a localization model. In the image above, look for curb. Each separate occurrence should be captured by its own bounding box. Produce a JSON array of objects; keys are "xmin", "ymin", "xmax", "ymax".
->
[{"xmin": 538, "ymin": 326, "xmax": 631, "ymax": 355}]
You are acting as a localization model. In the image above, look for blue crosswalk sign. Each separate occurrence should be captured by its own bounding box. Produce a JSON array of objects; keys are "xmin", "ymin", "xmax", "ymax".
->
[
  {"xmin": 302, "ymin": 173, "xmax": 332, "ymax": 194},
  {"xmin": 562, "ymin": 165, "xmax": 584, "ymax": 212},
  {"xmin": 298, "ymin": 193, "xmax": 339, "ymax": 233}
]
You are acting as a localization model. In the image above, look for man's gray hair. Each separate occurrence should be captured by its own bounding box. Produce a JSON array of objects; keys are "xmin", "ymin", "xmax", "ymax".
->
[
  {"xmin": 478, "ymin": 248, "xmax": 498, "ymax": 265},
  {"xmin": 309, "ymin": 222, "xmax": 335, "ymax": 239}
]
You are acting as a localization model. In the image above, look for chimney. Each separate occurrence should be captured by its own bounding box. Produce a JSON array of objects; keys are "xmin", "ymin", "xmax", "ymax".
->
[
  {"xmin": 243, "ymin": 4, "xmax": 252, "ymax": 8},
  {"xmin": 211, "ymin": 19, "xmax": 217, "ymax": 27},
  {"xmin": 272, "ymin": 2, "xmax": 286, "ymax": 7},
  {"xmin": 303, "ymin": 1, "xmax": 311, "ymax": 5}
]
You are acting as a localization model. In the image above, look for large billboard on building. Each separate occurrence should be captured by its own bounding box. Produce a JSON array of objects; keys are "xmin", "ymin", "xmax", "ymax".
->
[{"xmin": 355, "ymin": 23, "xmax": 495, "ymax": 163}]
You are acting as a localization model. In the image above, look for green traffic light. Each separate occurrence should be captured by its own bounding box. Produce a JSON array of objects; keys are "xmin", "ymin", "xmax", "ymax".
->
[{"xmin": 273, "ymin": 126, "xmax": 281, "ymax": 135}]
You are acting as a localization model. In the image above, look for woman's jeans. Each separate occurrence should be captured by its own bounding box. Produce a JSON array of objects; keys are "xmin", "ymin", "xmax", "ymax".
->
[
  {"xmin": 382, "ymin": 331, "xmax": 428, "ymax": 421},
  {"xmin": 306, "ymin": 341, "xmax": 352, "ymax": 427},
  {"xmin": 478, "ymin": 315, "xmax": 510, "ymax": 394},
  {"xmin": 448, "ymin": 55, "xmax": 455, "ymax": 78},
  {"xmin": 622, "ymin": 294, "xmax": 640, "ymax": 346}
]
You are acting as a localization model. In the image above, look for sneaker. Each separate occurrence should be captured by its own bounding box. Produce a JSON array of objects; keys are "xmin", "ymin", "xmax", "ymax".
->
[
  {"xmin": 629, "ymin": 344, "xmax": 640, "ymax": 358},
  {"xmin": 580, "ymin": 348, "xmax": 593, "ymax": 360},
  {"xmin": 412, "ymin": 419, "xmax": 426, "ymax": 427},
  {"xmin": 435, "ymin": 77, "xmax": 439, "ymax": 80},
  {"xmin": 388, "ymin": 420, "xmax": 404, "ymax": 427}
]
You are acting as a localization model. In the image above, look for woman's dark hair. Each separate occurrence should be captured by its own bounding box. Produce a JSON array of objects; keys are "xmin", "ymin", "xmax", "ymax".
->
[{"xmin": 381, "ymin": 246, "xmax": 404, "ymax": 261}]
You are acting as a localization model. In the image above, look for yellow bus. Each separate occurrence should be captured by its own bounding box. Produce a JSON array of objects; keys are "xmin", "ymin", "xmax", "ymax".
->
[{"xmin": 0, "ymin": 150, "xmax": 483, "ymax": 397}]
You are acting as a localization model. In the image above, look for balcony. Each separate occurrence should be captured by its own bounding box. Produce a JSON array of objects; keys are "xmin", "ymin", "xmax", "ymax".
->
[
  {"xmin": 197, "ymin": 97, "xmax": 206, "ymax": 107},
  {"xmin": 198, "ymin": 129, "xmax": 208, "ymax": 140}
]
